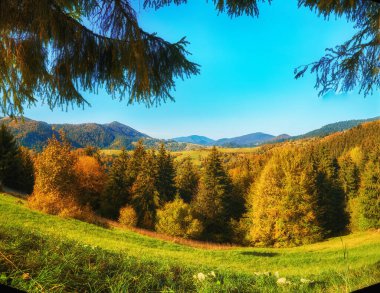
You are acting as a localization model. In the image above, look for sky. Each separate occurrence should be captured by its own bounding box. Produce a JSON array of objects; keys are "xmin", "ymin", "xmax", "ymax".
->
[{"xmin": 24, "ymin": 1, "xmax": 380, "ymax": 139}]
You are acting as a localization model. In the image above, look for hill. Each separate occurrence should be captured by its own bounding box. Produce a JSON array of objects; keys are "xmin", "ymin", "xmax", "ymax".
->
[
  {"xmin": 0, "ymin": 193, "xmax": 379, "ymax": 292},
  {"xmin": 0, "ymin": 117, "xmax": 199, "ymax": 151},
  {"xmin": 172, "ymin": 135, "xmax": 215, "ymax": 145},
  {"xmin": 293, "ymin": 116, "xmax": 380, "ymax": 140}
]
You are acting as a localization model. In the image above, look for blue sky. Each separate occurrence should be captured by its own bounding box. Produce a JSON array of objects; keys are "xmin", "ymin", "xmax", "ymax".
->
[{"xmin": 24, "ymin": 1, "xmax": 380, "ymax": 139}]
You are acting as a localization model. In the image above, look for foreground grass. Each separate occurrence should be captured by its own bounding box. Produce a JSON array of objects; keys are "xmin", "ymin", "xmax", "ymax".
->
[{"xmin": 0, "ymin": 193, "xmax": 379, "ymax": 292}]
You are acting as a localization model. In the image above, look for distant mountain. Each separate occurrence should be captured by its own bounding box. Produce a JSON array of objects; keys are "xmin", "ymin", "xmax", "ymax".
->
[
  {"xmin": 214, "ymin": 132, "xmax": 277, "ymax": 147},
  {"xmin": 0, "ymin": 117, "xmax": 198, "ymax": 151},
  {"xmin": 172, "ymin": 135, "xmax": 215, "ymax": 145},
  {"xmin": 293, "ymin": 116, "xmax": 380, "ymax": 140}
]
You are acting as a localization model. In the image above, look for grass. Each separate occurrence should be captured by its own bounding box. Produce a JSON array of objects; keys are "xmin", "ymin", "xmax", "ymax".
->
[{"xmin": 1, "ymin": 193, "xmax": 379, "ymax": 292}]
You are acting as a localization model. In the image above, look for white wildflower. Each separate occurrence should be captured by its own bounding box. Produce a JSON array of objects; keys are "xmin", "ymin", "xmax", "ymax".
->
[
  {"xmin": 196, "ymin": 272, "xmax": 206, "ymax": 281},
  {"xmin": 277, "ymin": 277, "xmax": 291, "ymax": 285},
  {"xmin": 209, "ymin": 271, "xmax": 216, "ymax": 278},
  {"xmin": 300, "ymin": 278, "xmax": 314, "ymax": 284}
]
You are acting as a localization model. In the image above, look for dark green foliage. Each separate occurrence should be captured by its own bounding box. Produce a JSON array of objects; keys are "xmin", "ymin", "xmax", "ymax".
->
[
  {"xmin": 0, "ymin": 124, "xmax": 20, "ymax": 189},
  {"xmin": 175, "ymin": 157, "xmax": 199, "ymax": 203},
  {"xmin": 339, "ymin": 154, "xmax": 360, "ymax": 199},
  {"xmin": 358, "ymin": 149, "xmax": 380, "ymax": 230},
  {"xmin": 192, "ymin": 147, "xmax": 234, "ymax": 242},
  {"xmin": 155, "ymin": 143, "xmax": 176, "ymax": 203},
  {"xmin": 131, "ymin": 151, "xmax": 160, "ymax": 229},
  {"xmin": 315, "ymin": 148, "xmax": 348, "ymax": 236},
  {"xmin": 101, "ymin": 150, "xmax": 131, "ymax": 219}
]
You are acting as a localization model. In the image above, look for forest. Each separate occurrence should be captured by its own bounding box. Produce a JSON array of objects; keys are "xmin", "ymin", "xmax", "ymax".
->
[{"xmin": 0, "ymin": 120, "xmax": 379, "ymax": 247}]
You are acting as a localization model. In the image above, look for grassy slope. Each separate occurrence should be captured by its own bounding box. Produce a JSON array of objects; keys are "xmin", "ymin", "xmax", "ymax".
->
[{"xmin": 1, "ymin": 193, "xmax": 379, "ymax": 292}]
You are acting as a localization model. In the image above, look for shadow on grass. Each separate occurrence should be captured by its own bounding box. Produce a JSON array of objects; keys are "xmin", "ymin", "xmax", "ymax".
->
[{"xmin": 240, "ymin": 251, "xmax": 278, "ymax": 257}]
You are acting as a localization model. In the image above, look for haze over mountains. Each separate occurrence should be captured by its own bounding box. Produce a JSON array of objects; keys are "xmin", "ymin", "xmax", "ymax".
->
[{"xmin": 1, "ymin": 116, "xmax": 379, "ymax": 151}]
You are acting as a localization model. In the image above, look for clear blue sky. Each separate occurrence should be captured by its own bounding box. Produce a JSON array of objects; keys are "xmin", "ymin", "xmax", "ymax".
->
[{"xmin": 24, "ymin": 1, "xmax": 380, "ymax": 139}]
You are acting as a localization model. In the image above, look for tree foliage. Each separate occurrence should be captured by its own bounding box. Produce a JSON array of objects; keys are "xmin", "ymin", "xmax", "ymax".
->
[{"xmin": 175, "ymin": 157, "xmax": 199, "ymax": 203}]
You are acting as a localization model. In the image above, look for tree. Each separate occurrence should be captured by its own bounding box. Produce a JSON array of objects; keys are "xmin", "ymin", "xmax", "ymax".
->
[
  {"xmin": 0, "ymin": 124, "xmax": 21, "ymax": 189},
  {"xmin": 28, "ymin": 132, "xmax": 80, "ymax": 215},
  {"xmin": 101, "ymin": 149, "xmax": 131, "ymax": 218},
  {"xmin": 74, "ymin": 155, "xmax": 107, "ymax": 210},
  {"xmin": 155, "ymin": 143, "xmax": 176, "ymax": 203},
  {"xmin": 192, "ymin": 147, "xmax": 233, "ymax": 242},
  {"xmin": 175, "ymin": 157, "xmax": 199, "ymax": 203},
  {"xmin": 131, "ymin": 150, "xmax": 160, "ymax": 229},
  {"xmin": 156, "ymin": 197, "xmax": 203, "ymax": 239},
  {"xmin": 247, "ymin": 149, "xmax": 323, "ymax": 247},
  {"xmin": 1, "ymin": 1, "xmax": 377, "ymax": 116},
  {"xmin": 0, "ymin": 0, "xmax": 199, "ymax": 116},
  {"xmin": 358, "ymin": 149, "xmax": 380, "ymax": 230}
]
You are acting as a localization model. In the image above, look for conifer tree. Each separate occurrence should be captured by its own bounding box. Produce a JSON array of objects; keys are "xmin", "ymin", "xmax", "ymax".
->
[
  {"xmin": 131, "ymin": 150, "xmax": 160, "ymax": 229},
  {"xmin": 128, "ymin": 140, "xmax": 146, "ymax": 182},
  {"xmin": 175, "ymin": 157, "xmax": 199, "ymax": 203},
  {"xmin": 101, "ymin": 149, "xmax": 131, "ymax": 219},
  {"xmin": 0, "ymin": 124, "xmax": 21, "ymax": 189},
  {"xmin": 358, "ymin": 149, "xmax": 380, "ymax": 229},
  {"xmin": 192, "ymin": 147, "xmax": 233, "ymax": 242},
  {"xmin": 155, "ymin": 143, "xmax": 176, "ymax": 203},
  {"xmin": 316, "ymin": 148, "xmax": 348, "ymax": 236}
]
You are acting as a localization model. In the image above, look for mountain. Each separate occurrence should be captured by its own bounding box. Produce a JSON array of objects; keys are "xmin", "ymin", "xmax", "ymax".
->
[
  {"xmin": 293, "ymin": 116, "xmax": 380, "ymax": 140},
  {"xmin": 172, "ymin": 135, "xmax": 215, "ymax": 145},
  {"xmin": 214, "ymin": 132, "xmax": 277, "ymax": 147},
  {"xmin": 0, "ymin": 117, "xmax": 197, "ymax": 151}
]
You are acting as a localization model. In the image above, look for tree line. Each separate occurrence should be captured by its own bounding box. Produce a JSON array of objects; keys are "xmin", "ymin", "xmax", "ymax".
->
[{"xmin": 0, "ymin": 121, "xmax": 379, "ymax": 246}]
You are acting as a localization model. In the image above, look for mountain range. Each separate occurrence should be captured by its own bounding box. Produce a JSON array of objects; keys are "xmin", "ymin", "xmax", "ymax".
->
[{"xmin": 1, "ymin": 116, "xmax": 379, "ymax": 150}]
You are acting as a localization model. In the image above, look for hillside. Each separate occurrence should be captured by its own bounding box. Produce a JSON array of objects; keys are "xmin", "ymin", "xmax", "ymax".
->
[
  {"xmin": 0, "ymin": 117, "xmax": 199, "ymax": 151},
  {"xmin": 0, "ymin": 193, "xmax": 379, "ymax": 292},
  {"xmin": 293, "ymin": 116, "xmax": 380, "ymax": 140},
  {"xmin": 172, "ymin": 135, "xmax": 215, "ymax": 145}
]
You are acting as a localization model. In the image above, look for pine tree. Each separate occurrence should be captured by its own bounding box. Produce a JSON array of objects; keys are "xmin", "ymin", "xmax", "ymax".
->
[
  {"xmin": 0, "ymin": 124, "xmax": 21, "ymax": 189},
  {"xmin": 192, "ymin": 147, "xmax": 233, "ymax": 242},
  {"xmin": 101, "ymin": 149, "xmax": 131, "ymax": 219},
  {"xmin": 155, "ymin": 143, "xmax": 176, "ymax": 203},
  {"xmin": 358, "ymin": 149, "xmax": 380, "ymax": 229},
  {"xmin": 175, "ymin": 157, "xmax": 199, "ymax": 203},
  {"xmin": 0, "ymin": 0, "xmax": 199, "ymax": 116},
  {"xmin": 131, "ymin": 151, "xmax": 160, "ymax": 229}
]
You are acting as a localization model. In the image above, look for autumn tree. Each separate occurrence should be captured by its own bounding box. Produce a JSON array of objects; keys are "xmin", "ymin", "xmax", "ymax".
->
[
  {"xmin": 156, "ymin": 197, "xmax": 203, "ymax": 239},
  {"xmin": 175, "ymin": 157, "xmax": 199, "ymax": 203},
  {"xmin": 28, "ymin": 133, "xmax": 80, "ymax": 215},
  {"xmin": 155, "ymin": 143, "xmax": 176, "ymax": 202},
  {"xmin": 74, "ymin": 155, "xmax": 107, "ymax": 210},
  {"xmin": 192, "ymin": 147, "xmax": 234, "ymax": 242},
  {"xmin": 247, "ymin": 149, "xmax": 323, "ymax": 247}
]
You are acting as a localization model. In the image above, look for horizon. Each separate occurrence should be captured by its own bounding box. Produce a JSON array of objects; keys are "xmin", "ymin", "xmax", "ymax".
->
[{"xmin": 23, "ymin": 1, "xmax": 380, "ymax": 139}]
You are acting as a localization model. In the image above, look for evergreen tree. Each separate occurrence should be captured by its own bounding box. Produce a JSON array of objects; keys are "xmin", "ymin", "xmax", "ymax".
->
[
  {"xmin": 0, "ymin": 124, "xmax": 20, "ymax": 189},
  {"xmin": 131, "ymin": 151, "xmax": 160, "ymax": 229},
  {"xmin": 14, "ymin": 147, "xmax": 35, "ymax": 194},
  {"xmin": 192, "ymin": 147, "xmax": 233, "ymax": 242},
  {"xmin": 128, "ymin": 140, "xmax": 146, "ymax": 182},
  {"xmin": 155, "ymin": 143, "xmax": 176, "ymax": 203},
  {"xmin": 101, "ymin": 149, "xmax": 131, "ymax": 219},
  {"xmin": 358, "ymin": 149, "xmax": 380, "ymax": 229},
  {"xmin": 175, "ymin": 157, "xmax": 199, "ymax": 203},
  {"xmin": 315, "ymin": 147, "xmax": 348, "ymax": 236},
  {"xmin": 339, "ymin": 153, "xmax": 360, "ymax": 199}
]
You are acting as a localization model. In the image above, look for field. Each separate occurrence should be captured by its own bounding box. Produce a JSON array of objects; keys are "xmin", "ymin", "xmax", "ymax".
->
[{"xmin": 0, "ymin": 193, "xmax": 379, "ymax": 292}]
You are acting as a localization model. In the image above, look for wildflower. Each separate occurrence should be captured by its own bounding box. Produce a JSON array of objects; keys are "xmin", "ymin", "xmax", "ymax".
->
[
  {"xmin": 300, "ymin": 278, "xmax": 314, "ymax": 284},
  {"xmin": 277, "ymin": 277, "xmax": 291, "ymax": 285},
  {"xmin": 274, "ymin": 271, "xmax": 280, "ymax": 278},
  {"xmin": 209, "ymin": 271, "xmax": 216, "ymax": 278},
  {"xmin": 197, "ymin": 272, "xmax": 206, "ymax": 281}
]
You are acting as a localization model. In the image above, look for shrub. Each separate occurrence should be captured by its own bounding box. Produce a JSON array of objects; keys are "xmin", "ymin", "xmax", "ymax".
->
[
  {"xmin": 119, "ymin": 205, "xmax": 138, "ymax": 227},
  {"xmin": 156, "ymin": 198, "xmax": 203, "ymax": 239}
]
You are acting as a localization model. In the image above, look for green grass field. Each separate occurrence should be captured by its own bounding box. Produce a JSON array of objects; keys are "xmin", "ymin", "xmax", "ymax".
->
[{"xmin": 1, "ymin": 193, "xmax": 379, "ymax": 292}]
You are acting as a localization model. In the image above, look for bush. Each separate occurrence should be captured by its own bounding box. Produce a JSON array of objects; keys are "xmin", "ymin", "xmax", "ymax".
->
[
  {"xmin": 119, "ymin": 205, "xmax": 138, "ymax": 227},
  {"xmin": 155, "ymin": 198, "xmax": 203, "ymax": 239}
]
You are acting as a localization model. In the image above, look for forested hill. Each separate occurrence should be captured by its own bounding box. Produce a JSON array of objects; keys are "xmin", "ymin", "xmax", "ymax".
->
[
  {"xmin": 0, "ymin": 117, "xmax": 197, "ymax": 151},
  {"xmin": 293, "ymin": 116, "xmax": 380, "ymax": 140}
]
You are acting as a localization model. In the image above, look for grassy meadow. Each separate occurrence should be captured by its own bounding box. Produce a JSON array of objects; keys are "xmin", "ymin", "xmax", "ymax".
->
[{"xmin": 1, "ymin": 192, "xmax": 379, "ymax": 292}]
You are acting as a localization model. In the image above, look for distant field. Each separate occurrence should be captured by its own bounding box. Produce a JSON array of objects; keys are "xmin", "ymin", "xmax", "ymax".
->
[
  {"xmin": 101, "ymin": 146, "xmax": 262, "ymax": 165},
  {"xmin": 0, "ymin": 193, "xmax": 379, "ymax": 292}
]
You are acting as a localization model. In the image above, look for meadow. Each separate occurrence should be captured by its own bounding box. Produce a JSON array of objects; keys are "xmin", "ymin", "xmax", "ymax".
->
[{"xmin": 1, "ymin": 192, "xmax": 379, "ymax": 292}]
